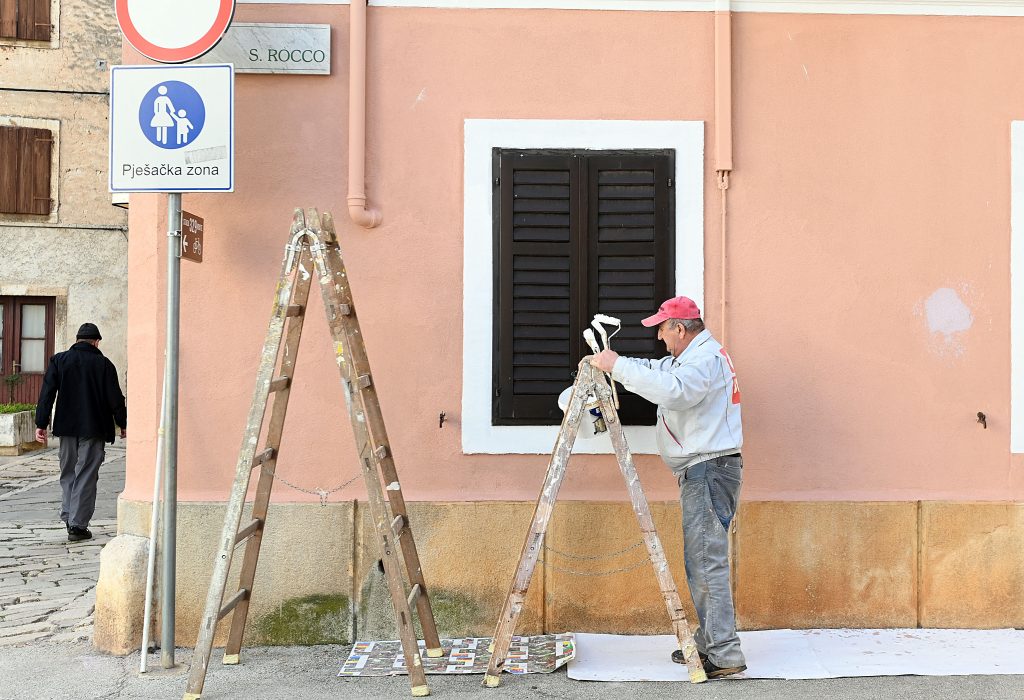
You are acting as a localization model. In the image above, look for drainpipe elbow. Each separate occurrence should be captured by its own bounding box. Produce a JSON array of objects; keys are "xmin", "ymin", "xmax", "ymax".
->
[{"xmin": 347, "ymin": 196, "xmax": 382, "ymax": 228}]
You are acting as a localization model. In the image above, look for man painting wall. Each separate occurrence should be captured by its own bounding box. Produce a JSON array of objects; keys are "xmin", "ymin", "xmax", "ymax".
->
[{"xmin": 589, "ymin": 296, "xmax": 746, "ymax": 679}]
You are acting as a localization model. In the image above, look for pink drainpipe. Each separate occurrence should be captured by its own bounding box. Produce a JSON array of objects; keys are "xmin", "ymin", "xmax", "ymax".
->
[
  {"xmin": 715, "ymin": 0, "xmax": 733, "ymax": 345},
  {"xmin": 348, "ymin": 0, "xmax": 382, "ymax": 228}
]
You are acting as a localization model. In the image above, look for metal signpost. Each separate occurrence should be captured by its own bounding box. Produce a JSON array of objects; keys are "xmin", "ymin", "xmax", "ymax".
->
[{"xmin": 111, "ymin": 0, "xmax": 235, "ymax": 671}]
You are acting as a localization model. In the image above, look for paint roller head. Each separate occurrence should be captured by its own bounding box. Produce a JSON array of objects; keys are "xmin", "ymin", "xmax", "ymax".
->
[
  {"xmin": 591, "ymin": 314, "xmax": 621, "ymax": 349},
  {"xmin": 582, "ymin": 328, "xmax": 601, "ymax": 354}
]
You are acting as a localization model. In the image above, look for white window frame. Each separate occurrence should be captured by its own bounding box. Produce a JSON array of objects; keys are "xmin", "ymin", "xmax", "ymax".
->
[
  {"xmin": 1011, "ymin": 121, "xmax": 1024, "ymax": 452},
  {"xmin": 462, "ymin": 119, "xmax": 704, "ymax": 454}
]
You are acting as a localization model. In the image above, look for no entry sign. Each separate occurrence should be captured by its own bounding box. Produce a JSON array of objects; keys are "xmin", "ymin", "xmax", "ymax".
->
[{"xmin": 115, "ymin": 0, "xmax": 236, "ymax": 64}]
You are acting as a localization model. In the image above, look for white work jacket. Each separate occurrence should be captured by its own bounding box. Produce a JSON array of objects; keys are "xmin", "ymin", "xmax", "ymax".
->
[{"xmin": 610, "ymin": 329, "xmax": 743, "ymax": 470}]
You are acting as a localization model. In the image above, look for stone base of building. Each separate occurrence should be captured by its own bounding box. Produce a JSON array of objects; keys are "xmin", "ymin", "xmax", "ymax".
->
[{"xmin": 93, "ymin": 498, "xmax": 1024, "ymax": 655}]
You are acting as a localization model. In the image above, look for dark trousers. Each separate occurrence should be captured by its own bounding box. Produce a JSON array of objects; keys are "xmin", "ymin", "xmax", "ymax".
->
[{"xmin": 58, "ymin": 437, "xmax": 105, "ymax": 528}]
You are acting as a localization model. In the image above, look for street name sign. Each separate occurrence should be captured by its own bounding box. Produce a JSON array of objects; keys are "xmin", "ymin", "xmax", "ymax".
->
[
  {"xmin": 116, "ymin": 0, "xmax": 236, "ymax": 64},
  {"xmin": 192, "ymin": 23, "xmax": 330, "ymax": 75},
  {"xmin": 109, "ymin": 64, "xmax": 234, "ymax": 193},
  {"xmin": 181, "ymin": 211, "xmax": 205, "ymax": 262}
]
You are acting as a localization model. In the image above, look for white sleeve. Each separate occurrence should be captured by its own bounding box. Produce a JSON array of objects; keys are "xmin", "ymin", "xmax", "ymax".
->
[{"xmin": 610, "ymin": 355, "xmax": 713, "ymax": 410}]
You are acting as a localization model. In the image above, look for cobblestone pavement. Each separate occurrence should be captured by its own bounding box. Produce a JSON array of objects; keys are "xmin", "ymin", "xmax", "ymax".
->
[{"xmin": 0, "ymin": 445, "xmax": 125, "ymax": 648}]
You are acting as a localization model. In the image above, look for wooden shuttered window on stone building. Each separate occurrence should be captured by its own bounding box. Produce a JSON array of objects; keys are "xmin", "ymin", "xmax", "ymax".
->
[
  {"xmin": 493, "ymin": 149, "xmax": 674, "ymax": 426},
  {"xmin": 0, "ymin": 125, "xmax": 53, "ymax": 216},
  {"xmin": 0, "ymin": 0, "xmax": 51, "ymax": 41}
]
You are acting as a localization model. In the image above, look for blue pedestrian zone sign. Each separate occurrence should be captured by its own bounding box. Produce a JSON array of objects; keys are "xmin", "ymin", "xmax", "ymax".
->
[
  {"xmin": 140, "ymin": 81, "xmax": 206, "ymax": 149},
  {"xmin": 110, "ymin": 64, "xmax": 233, "ymax": 193}
]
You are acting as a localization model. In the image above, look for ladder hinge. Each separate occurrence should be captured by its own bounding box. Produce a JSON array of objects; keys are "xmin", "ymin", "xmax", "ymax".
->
[
  {"xmin": 494, "ymin": 176, "xmax": 500, "ymax": 187},
  {"xmin": 358, "ymin": 374, "xmax": 372, "ymax": 389},
  {"xmin": 667, "ymin": 178, "xmax": 674, "ymax": 188}
]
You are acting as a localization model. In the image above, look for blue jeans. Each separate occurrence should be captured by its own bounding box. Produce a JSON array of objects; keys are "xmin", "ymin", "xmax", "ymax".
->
[{"xmin": 679, "ymin": 454, "xmax": 745, "ymax": 668}]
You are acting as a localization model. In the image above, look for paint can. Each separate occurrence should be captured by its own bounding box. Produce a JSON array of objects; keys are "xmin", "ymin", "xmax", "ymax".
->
[{"xmin": 557, "ymin": 385, "xmax": 605, "ymax": 440}]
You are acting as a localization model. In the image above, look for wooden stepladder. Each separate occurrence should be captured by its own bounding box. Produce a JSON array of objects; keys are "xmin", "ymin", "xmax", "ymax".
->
[
  {"xmin": 183, "ymin": 209, "xmax": 442, "ymax": 700},
  {"xmin": 482, "ymin": 360, "xmax": 708, "ymax": 686}
]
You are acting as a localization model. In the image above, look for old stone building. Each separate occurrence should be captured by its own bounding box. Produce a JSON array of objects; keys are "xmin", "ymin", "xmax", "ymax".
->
[{"xmin": 0, "ymin": 0, "xmax": 126, "ymax": 404}]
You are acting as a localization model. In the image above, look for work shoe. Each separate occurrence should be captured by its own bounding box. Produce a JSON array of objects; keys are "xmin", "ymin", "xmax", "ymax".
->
[
  {"xmin": 671, "ymin": 650, "xmax": 707, "ymax": 665},
  {"xmin": 67, "ymin": 526, "xmax": 92, "ymax": 542},
  {"xmin": 702, "ymin": 657, "xmax": 746, "ymax": 679}
]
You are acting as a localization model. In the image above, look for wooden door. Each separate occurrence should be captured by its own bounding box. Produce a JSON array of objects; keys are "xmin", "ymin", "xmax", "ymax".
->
[{"xmin": 0, "ymin": 296, "xmax": 55, "ymax": 405}]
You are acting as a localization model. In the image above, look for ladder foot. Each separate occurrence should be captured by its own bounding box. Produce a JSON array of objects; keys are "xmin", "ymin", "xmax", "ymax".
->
[
  {"xmin": 222, "ymin": 654, "xmax": 240, "ymax": 665},
  {"xmin": 482, "ymin": 673, "xmax": 501, "ymax": 688},
  {"xmin": 424, "ymin": 647, "xmax": 444, "ymax": 658},
  {"xmin": 688, "ymin": 667, "xmax": 708, "ymax": 684},
  {"xmin": 183, "ymin": 693, "xmax": 202, "ymax": 700},
  {"xmin": 410, "ymin": 684, "xmax": 430, "ymax": 697},
  {"xmin": 487, "ymin": 642, "xmax": 494, "ymax": 654}
]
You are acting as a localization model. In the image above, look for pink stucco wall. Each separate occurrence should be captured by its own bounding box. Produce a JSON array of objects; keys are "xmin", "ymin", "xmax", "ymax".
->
[{"xmin": 125, "ymin": 8, "xmax": 1024, "ymax": 505}]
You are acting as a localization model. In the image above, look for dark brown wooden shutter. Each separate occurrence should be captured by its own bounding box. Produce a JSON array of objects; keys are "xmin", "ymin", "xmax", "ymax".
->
[
  {"xmin": 587, "ymin": 153, "xmax": 673, "ymax": 425},
  {"xmin": 16, "ymin": 0, "xmax": 49, "ymax": 40},
  {"xmin": 0, "ymin": 0, "xmax": 16, "ymax": 39},
  {"xmin": 494, "ymin": 151, "xmax": 581, "ymax": 424},
  {"xmin": 0, "ymin": 126, "xmax": 52, "ymax": 215},
  {"xmin": 0, "ymin": 127, "xmax": 19, "ymax": 213},
  {"xmin": 494, "ymin": 149, "xmax": 674, "ymax": 426},
  {"xmin": 25, "ymin": 127, "xmax": 52, "ymax": 215}
]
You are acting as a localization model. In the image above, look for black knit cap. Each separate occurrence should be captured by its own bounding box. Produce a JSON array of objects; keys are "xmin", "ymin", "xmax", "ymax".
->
[{"xmin": 76, "ymin": 323, "xmax": 102, "ymax": 340}]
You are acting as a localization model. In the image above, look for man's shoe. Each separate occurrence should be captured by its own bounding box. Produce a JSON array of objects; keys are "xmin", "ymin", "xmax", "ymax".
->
[
  {"xmin": 702, "ymin": 657, "xmax": 746, "ymax": 679},
  {"xmin": 671, "ymin": 649, "xmax": 707, "ymax": 665},
  {"xmin": 67, "ymin": 526, "xmax": 92, "ymax": 542}
]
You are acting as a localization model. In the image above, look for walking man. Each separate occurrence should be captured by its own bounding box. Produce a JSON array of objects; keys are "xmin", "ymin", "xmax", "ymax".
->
[
  {"xmin": 35, "ymin": 323, "xmax": 127, "ymax": 542},
  {"xmin": 589, "ymin": 296, "xmax": 746, "ymax": 679}
]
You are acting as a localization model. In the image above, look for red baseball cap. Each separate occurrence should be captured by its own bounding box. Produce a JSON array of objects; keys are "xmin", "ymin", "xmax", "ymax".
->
[{"xmin": 641, "ymin": 296, "xmax": 701, "ymax": 327}]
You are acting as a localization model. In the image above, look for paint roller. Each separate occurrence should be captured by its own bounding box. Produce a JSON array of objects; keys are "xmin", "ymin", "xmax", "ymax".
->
[{"xmin": 590, "ymin": 314, "xmax": 621, "ymax": 409}]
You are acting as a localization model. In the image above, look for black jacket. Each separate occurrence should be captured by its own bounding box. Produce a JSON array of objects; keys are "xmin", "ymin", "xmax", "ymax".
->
[{"xmin": 35, "ymin": 342, "xmax": 127, "ymax": 443}]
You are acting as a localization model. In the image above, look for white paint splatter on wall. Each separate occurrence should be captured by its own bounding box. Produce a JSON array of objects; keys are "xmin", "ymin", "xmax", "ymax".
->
[
  {"xmin": 925, "ymin": 287, "xmax": 973, "ymax": 338},
  {"xmin": 917, "ymin": 287, "xmax": 973, "ymax": 358}
]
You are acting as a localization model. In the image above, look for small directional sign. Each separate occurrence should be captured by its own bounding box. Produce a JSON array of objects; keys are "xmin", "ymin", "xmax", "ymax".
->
[
  {"xmin": 181, "ymin": 210, "xmax": 204, "ymax": 263},
  {"xmin": 109, "ymin": 63, "xmax": 233, "ymax": 193}
]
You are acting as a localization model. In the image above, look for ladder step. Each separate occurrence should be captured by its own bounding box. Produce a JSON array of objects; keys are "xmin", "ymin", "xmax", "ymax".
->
[
  {"xmin": 251, "ymin": 448, "xmax": 274, "ymax": 469},
  {"xmin": 407, "ymin": 583, "xmax": 422, "ymax": 609},
  {"xmin": 375, "ymin": 445, "xmax": 388, "ymax": 461},
  {"xmin": 286, "ymin": 304, "xmax": 304, "ymax": 317},
  {"xmin": 391, "ymin": 514, "xmax": 406, "ymax": 538},
  {"xmin": 218, "ymin": 589, "xmax": 250, "ymax": 621},
  {"xmin": 269, "ymin": 376, "xmax": 291, "ymax": 393},
  {"xmin": 234, "ymin": 518, "xmax": 264, "ymax": 546},
  {"xmin": 358, "ymin": 374, "xmax": 372, "ymax": 389},
  {"xmin": 338, "ymin": 303, "xmax": 352, "ymax": 316}
]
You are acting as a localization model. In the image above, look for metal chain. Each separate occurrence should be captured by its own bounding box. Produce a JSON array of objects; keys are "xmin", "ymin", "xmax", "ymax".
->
[
  {"xmin": 270, "ymin": 471, "xmax": 361, "ymax": 506},
  {"xmin": 543, "ymin": 539, "xmax": 644, "ymax": 561},
  {"xmin": 538, "ymin": 556, "xmax": 652, "ymax": 578}
]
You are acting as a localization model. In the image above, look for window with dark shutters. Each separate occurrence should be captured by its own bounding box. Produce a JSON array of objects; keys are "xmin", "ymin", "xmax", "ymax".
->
[
  {"xmin": 0, "ymin": 125, "xmax": 53, "ymax": 216},
  {"xmin": 493, "ymin": 149, "xmax": 674, "ymax": 426},
  {"xmin": 0, "ymin": 0, "xmax": 51, "ymax": 41}
]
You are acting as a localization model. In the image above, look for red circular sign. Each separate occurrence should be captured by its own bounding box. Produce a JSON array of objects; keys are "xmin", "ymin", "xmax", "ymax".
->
[{"xmin": 115, "ymin": 0, "xmax": 235, "ymax": 64}]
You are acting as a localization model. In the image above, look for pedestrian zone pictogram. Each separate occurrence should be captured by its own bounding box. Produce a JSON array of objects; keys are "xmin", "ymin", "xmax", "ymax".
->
[{"xmin": 139, "ymin": 81, "xmax": 206, "ymax": 149}]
